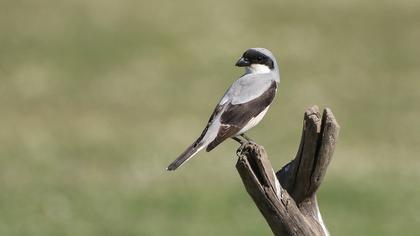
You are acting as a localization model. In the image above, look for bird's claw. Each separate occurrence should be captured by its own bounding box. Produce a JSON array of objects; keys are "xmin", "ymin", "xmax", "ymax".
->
[
  {"xmin": 236, "ymin": 140, "xmax": 252, "ymax": 156},
  {"xmin": 233, "ymin": 133, "xmax": 255, "ymax": 156}
]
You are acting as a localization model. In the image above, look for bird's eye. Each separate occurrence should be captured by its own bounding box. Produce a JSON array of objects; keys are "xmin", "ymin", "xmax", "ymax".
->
[{"xmin": 257, "ymin": 56, "xmax": 263, "ymax": 61}]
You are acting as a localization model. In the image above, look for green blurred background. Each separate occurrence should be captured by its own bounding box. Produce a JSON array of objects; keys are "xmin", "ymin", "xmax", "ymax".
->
[{"xmin": 1, "ymin": 0, "xmax": 419, "ymax": 235}]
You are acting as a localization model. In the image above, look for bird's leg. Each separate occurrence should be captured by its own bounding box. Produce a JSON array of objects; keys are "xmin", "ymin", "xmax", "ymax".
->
[
  {"xmin": 233, "ymin": 134, "xmax": 252, "ymax": 155},
  {"xmin": 232, "ymin": 136, "xmax": 244, "ymax": 144},
  {"xmin": 240, "ymin": 133, "xmax": 253, "ymax": 142}
]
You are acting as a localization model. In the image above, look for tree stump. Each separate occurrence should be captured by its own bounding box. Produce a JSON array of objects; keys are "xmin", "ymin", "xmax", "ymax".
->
[{"xmin": 236, "ymin": 106, "xmax": 340, "ymax": 236}]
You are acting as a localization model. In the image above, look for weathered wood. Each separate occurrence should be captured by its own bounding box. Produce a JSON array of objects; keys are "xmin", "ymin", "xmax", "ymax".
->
[{"xmin": 236, "ymin": 106, "xmax": 340, "ymax": 236}]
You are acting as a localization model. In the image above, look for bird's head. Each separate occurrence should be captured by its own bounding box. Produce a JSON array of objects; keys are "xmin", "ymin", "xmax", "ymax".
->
[{"xmin": 235, "ymin": 48, "xmax": 278, "ymax": 74}]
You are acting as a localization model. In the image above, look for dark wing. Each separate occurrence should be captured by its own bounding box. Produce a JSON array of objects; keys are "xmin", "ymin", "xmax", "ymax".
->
[
  {"xmin": 206, "ymin": 81, "xmax": 277, "ymax": 151},
  {"xmin": 194, "ymin": 104, "xmax": 223, "ymax": 146}
]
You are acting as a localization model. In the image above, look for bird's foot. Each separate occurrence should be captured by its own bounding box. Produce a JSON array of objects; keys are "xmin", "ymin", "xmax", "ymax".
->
[
  {"xmin": 234, "ymin": 134, "xmax": 254, "ymax": 156},
  {"xmin": 236, "ymin": 141, "xmax": 249, "ymax": 156}
]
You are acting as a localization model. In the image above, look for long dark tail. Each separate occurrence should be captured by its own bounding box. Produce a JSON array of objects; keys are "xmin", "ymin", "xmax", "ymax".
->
[{"xmin": 167, "ymin": 139, "xmax": 205, "ymax": 171}]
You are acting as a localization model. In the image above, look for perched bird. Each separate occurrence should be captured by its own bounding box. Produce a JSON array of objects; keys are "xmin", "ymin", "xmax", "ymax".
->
[{"xmin": 167, "ymin": 48, "xmax": 280, "ymax": 171}]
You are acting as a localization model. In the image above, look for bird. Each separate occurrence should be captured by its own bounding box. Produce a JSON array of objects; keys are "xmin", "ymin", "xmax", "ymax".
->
[{"xmin": 167, "ymin": 48, "xmax": 280, "ymax": 171}]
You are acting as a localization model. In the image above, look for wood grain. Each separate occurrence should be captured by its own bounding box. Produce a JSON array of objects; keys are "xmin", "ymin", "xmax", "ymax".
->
[{"xmin": 236, "ymin": 106, "xmax": 340, "ymax": 236}]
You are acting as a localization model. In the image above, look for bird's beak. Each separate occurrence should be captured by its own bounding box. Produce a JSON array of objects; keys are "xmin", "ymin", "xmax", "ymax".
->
[{"xmin": 235, "ymin": 57, "xmax": 250, "ymax": 67}]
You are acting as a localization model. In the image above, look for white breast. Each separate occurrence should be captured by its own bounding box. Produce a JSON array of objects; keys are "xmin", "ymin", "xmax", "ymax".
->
[
  {"xmin": 237, "ymin": 106, "xmax": 270, "ymax": 135},
  {"xmin": 246, "ymin": 64, "xmax": 271, "ymax": 74}
]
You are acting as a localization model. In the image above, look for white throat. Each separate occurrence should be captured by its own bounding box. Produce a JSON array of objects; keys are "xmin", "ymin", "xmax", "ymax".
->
[{"xmin": 246, "ymin": 64, "xmax": 271, "ymax": 74}]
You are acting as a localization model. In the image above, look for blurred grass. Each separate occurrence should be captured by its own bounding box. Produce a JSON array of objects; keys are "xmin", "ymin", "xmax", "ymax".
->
[{"xmin": 1, "ymin": 0, "xmax": 420, "ymax": 235}]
